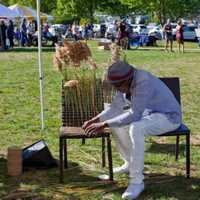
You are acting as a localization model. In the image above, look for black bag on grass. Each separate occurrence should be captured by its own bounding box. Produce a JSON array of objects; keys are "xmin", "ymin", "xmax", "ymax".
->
[{"xmin": 23, "ymin": 140, "xmax": 57, "ymax": 169}]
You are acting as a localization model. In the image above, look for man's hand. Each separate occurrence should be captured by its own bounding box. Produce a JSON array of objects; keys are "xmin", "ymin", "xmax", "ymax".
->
[
  {"xmin": 82, "ymin": 117, "xmax": 99, "ymax": 130},
  {"xmin": 84, "ymin": 122, "xmax": 108, "ymax": 137}
]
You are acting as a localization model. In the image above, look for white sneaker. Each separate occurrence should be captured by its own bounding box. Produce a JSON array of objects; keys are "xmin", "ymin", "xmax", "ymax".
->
[
  {"xmin": 122, "ymin": 182, "xmax": 144, "ymax": 199},
  {"xmin": 113, "ymin": 163, "xmax": 129, "ymax": 174}
]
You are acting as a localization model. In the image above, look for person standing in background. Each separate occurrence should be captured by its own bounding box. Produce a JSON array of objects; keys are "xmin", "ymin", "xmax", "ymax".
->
[
  {"xmin": 176, "ymin": 19, "xmax": 184, "ymax": 53},
  {"xmin": 20, "ymin": 18, "xmax": 27, "ymax": 46},
  {"xmin": 0, "ymin": 20, "xmax": 7, "ymax": 50},
  {"xmin": 7, "ymin": 20, "xmax": 14, "ymax": 48},
  {"xmin": 72, "ymin": 22, "xmax": 79, "ymax": 41},
  {"xmin": 163, "ymin": 19, "xmax": 173, "ymax": 52}
]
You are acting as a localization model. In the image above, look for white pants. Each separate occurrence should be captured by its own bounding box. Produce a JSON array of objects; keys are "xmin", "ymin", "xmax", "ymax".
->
[{"xmin": 110, "ymin": 113, "xmax": 180, "ymax": 184}]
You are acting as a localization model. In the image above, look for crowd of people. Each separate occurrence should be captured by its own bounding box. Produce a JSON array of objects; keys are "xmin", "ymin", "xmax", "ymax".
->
[
  {"xmin": 0, "ymin": 18, "xmax": 54, "ymax": 50},
  {"xmin": 0, "ymin": 17, "xmax": 199, "ymax": 51},
  {"xmin": 65, "ymin": 22, "xmax": 95, "ymax": 41},
  {"xmin": 0, "ymin": 19, "xmax": 144, "ymax": 50},
  {"xmin": 66, "ymin": 20, "xmax": 134, "ymax": 48},
  {"xmin": 66, "ymin": 20, "xmax": 159, "ymax": 50},
  {"xmin": 0, "ymin": 20, "xmax": 14, "ymax": 50}
]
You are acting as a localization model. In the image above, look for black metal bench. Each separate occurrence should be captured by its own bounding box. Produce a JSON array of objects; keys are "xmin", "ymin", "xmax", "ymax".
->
[
  {"xmin": 158, "ymin": 77, "xmax": 190, "ymax": 178},
  {"xmin": 59, "ymin": 80, "xmax": 113, "ymax": 183}
]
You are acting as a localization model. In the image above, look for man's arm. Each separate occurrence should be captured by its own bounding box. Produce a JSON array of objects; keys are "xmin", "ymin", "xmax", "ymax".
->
[
  {"xmin": 96, "ymin": 91, "xmax": 125, "ymax": 121},
  {"xmin": 82, "ymin": 92, "xmax": 125, "ymax": 136},
  {"xmin": 105, "ymin": 80, "xmax": 153, "ymax": 127}
]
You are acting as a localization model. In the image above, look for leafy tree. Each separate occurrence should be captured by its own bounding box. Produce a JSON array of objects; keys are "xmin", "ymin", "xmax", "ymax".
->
[
  {"xmin": 98, "ymin": 0, "xmax": 132, "ymax": 17},
  {"xmin": 120, "ymin": 0, "xmax": 200, "ymax": 25},
  {"xmin": 0, "ymin": 0, "xmax": 10, "ymax": 6},
  {"xmin": 7, "ymin": 0, "xmax": 33, "ymax": 7},
  {"xmin": 56, "ymin": 0, "xmax": 104, "ymax": 23}
]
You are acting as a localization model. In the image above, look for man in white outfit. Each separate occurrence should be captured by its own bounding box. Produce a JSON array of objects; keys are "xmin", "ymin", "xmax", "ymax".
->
[{"xmin": 82, "ymin": 61, "xmax": 181, "ymax": 199}]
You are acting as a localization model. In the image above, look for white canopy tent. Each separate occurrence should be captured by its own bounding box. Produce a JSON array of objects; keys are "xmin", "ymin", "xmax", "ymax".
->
[
  {"xmin": 0, "ymin": 4, "xmax": 19, "ymax": 19},
  {"xmin": 9, "ymin": 4, "xmax": 38, "ymax": 19},
  {"xmin": 9, "ymin": 4, "xmax": 53, "ymax": 21}
]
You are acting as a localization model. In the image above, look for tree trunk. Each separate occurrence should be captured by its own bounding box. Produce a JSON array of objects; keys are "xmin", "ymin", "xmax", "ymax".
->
[
  {"xmin": 157, "ymin": 0, "xmax": 167, "ymax": 26},
  {"xmin": 88, "ymin": 0, "xmax": 94, "ymax": 23},
  {"xmin": 161, "ymin": 0, "xmax": 167, "ymax": 24}
]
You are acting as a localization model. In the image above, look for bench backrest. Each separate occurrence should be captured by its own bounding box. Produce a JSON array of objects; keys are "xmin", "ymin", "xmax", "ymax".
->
[
  {"xmin": 61, "ymin": 79, "xmax": 104, "ymax": 126},
  {"xmin": 159, "ymin": 77, "xmax": 181, "ymax": 105},
  {"xmin": 61, "ymin": 77, "xmax": 181, "ymax": 126},
  {"xmin": 102, "ymin": 77, "xmax": 181, "ymax": 105}
]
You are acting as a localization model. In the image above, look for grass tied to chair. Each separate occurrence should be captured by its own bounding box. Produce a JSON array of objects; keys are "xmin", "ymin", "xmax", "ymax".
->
[{"xmin": 53, "ymin": 39, "xmax": 103, "ymax": 125}]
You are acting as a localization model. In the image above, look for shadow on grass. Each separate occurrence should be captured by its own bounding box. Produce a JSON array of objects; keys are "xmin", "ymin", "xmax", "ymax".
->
[
  {"xmin": 104, "ymin": 174, "xmax": 200, "ymax": 200},
  {"xmin": 142, "ymin": 174, "xmax": 200, "ymax": 200},
  {"xmin": 1, "ymin": 155, "xmax": 200, "ymax": 200},
  {"xmin": 146, "ymin": 142, "xmax": 185, "ymax": 156},
  {"xmin": 0, "ymin": 156, "xmax": 116, "ymax": 199}
]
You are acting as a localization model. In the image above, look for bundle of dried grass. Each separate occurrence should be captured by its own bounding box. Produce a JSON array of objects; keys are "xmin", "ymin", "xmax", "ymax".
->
[
  {"xmin": 53, "ymin": 39, "xmax": 97, "ymax": 73},
  {"xmin": 53, "ymin": 40, "xmax": 103, "ymax": 125},
  {"xmin": 63, "ymin": 74, "xmax": 103, "ymax": 126}
]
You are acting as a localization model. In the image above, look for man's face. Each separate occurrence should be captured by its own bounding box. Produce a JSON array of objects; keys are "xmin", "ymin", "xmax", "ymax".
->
[{"xmin": 112, "ymin": 79, "xmax": 130, "ymax": 93}]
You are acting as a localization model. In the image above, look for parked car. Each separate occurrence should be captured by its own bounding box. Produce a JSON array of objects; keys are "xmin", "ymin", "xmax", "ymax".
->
[
  {"xmin": 148, "ymin": 25, "xmax": 163, "ymax": 40},
  {"xmin": 132, "ymin": 24, "xmax": 148, "ymax": 34},
  {"xmin": 93, "ymin": 24, "xmax": 101, "ymax": 38},
  {"xmin": 171, "ymin": 23, "xmax": 197, "ymax": 41},
  {"xmin": 105, "ymin": 23, "xmax": 117, "ymax": 40},
  {"xmin": 183, "ymin": 25, "xmax": 197, "ymax": 41},
  {"xmin": 93, "ymin": 24, "xmax": 100, "ymax": 33},
  {"xmin": 49, "ymin": 24, "xmax": 66, "ymax": 36}
]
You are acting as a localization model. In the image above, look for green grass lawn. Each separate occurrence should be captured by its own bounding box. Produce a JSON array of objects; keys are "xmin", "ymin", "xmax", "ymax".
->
[{"xmin": 0, "ymin": 41, "xmax": 200, "ymax": 199}]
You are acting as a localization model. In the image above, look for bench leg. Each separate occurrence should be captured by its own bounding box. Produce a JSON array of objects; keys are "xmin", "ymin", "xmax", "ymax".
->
[
  {"xmin": 186, "ymin": 133, "xmax": 190, "ymax": 178},
  {"xmin": 64, "ymin": 139, "xmax": 68, "ymax": 168},
  {"xmin": 102, "ymin": 136, "xmax": 106, "ymax": 167},
  {"xmin": 82, "ymin": 138, "xmax": 86, "ymax": 145},
  {"xmin": 175, "ymin": 135, "xmax": 180, "ymax": 161},
  {"xmin": 107, "ymin": 136, "xmax": 113, "ymax": 181},
  {"xmin": 59, "ymin": 137, "xmax": 64, "ymax": 183}
]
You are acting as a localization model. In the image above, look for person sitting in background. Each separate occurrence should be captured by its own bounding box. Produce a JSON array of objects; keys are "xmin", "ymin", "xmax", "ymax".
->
[
  {"xmin": 163, "ymin": 19, "xmax": 173, "ymax": 52},
  {"xmin": 82, "ymin": 61, "xmax": 181, "ymax": 199},
  {"xmin": 176, "ymin": 19, "xmax": 184, "ymax": 53}
]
